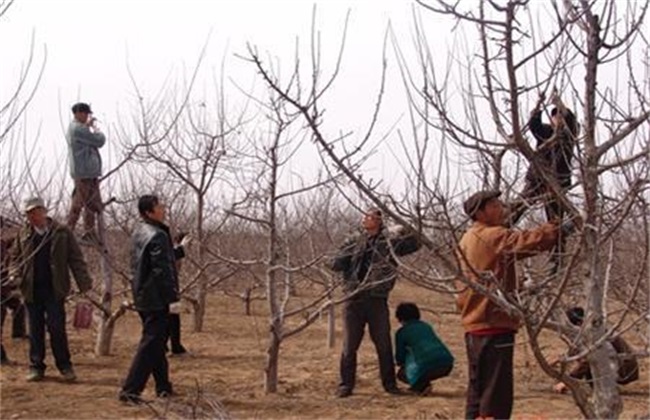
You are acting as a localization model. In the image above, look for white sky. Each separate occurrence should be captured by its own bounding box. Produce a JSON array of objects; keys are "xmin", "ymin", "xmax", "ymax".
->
[
  {"xmin": 1, "ymin": 0, "xmax": 457, "ymax": 207},
  {"xmin": 1, "ymin": 0, "xmax": 646, "ymax": 217}
]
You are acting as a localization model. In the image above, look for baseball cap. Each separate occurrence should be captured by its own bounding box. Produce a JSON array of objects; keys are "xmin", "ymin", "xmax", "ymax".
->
[
  {"xmin": 463, "ymin": 190, "xmax": 501, "ymax": 218},
  {"xmin": 71, "ymin": 102, "xmax": 92, "ymax": 114},
  {"xmin": 23, "ymin": 197, "xmax": 46, "ymax": 213}
]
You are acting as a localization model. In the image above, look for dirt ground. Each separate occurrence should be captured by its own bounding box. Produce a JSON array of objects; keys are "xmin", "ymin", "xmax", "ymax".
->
[{"xmin": 1, "ymin": 282, "xmax": 648, "ymax": 419}]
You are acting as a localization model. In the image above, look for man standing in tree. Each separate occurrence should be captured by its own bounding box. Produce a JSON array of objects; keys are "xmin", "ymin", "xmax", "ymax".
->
[
  {"xmin": 120, "ymin": 195, "xmax": 179, "ymax": 404},
  {"xmin": 10, "ymin": 197, "xmax": 93, "ymax": 382},
  {"xmin": 457, "ymin": 190, "xmax": 575, "ymax": 419},
  {"xmin": 331, "ymin": 207, "xmax": 421, "ymax": 398},
  {"xmin": 66, "ymin": 102, "xmax": 106, "ymax": 244},
  {"xmin": 511, "ymin": 96, "xmax": 580, "ymax": 224}
]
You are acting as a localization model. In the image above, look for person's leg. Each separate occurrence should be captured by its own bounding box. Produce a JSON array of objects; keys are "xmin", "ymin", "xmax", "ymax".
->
[
  {"xmin": 338, "ymin": 300, "xmax": 366, "ymax": 395},
  {"xmin": 26, "ymin": 302, "xmax": 47, "ymax": 374},
  {"xmin": 67, "ymin": 180, "xmax": 86, "ymax": 231},
  {"xmin": 0, "ymin": 303, "xmax": 8, "ymax": 362},
  {"xmin": 477, "ymin": 333, "xmax": 515, "ymax": 420},
  {"xmin": 44, "ymin": 299, "xmax": 73, "ymax": 373},
  {"xmin": 410, "ymin": 365, "xmax": 453, "ymax": 394},
  {"xmin": 168, "ymin": 313, "xmax": 186, "ymax": 354},
  {"xmin": 149, "ymin": 311, "xmax": 173, "ymax": 396},
  {"xmin": 464, "ymin": 333, "xmax": 485, "ymax": 419},
  {"xmin": 83, "ymin": 178, "xmax": 103, "ymax": 234},
  {"xmin": 367, "ymin": 298, "xmax": 397, "ymax": 392},
  {"xmin": 121, "ymin": 311, "xmax": 166, "ymax": 398},
  {"xmin": 10, "ymin": 299, "xmax": 27, "ymax": 338}
]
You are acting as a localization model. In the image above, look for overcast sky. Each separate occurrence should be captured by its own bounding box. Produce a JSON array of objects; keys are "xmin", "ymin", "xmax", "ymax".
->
[{"xmin": 1, "ymin": 0, "xmax": 459, "ymax": 203}]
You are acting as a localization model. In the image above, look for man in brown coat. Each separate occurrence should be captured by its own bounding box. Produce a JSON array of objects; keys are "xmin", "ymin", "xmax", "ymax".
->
[
  {"xmin": 10, "ymin": 197, "xmax": 93, "ymax": 382},
  {"xmin": 456, "ymin": 190, "xmax": 573, "ymax": 419}
]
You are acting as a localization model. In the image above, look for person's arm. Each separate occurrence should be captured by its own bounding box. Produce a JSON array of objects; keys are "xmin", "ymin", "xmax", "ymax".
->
[
  {"xmin": 66, "ymin": 229, "xmax": 93, "ymax": 293},
  {"xmin": 73, "ymin": 124, "xmax": 106, "ymax": 148},
  {"xmin": 331, "ymin": 238, "xmax": 355, "ymax": 272},
  {"xmin": 395, "ymin": 328, "xmax": 406, "ymax": 366},
  {"xmin": 391, "ymin": 229, "xmax": 422, "ymax": 257},
  {"xmin": 148, "ymin": 232, "xmax": 179, "ymax": 304},
  {"xmin": 495, "ymin": 224, "xmax": 559, "ymax": 258}
]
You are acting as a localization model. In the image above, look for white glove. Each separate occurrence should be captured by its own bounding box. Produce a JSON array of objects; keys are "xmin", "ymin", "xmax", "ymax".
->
[
  {"xmin": 169, "ymin": 302, "xmax": 182, "ymax": 314},
  {"xmin": 180, "ymin": 234, "xmax": 192, "ymax": 248}
]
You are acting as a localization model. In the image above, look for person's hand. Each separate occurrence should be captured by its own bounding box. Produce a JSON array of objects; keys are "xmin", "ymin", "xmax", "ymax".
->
[
  {"xmin": 180, "ymin": 234, "xmax": 192, "ymax": 248},
  {"xmin": 169, "ymin": 301, "xmax": 182, "ymax": 314},
  {"xmin": 553, "ymin": 382, "xmax": 568, "ymax": 393}
]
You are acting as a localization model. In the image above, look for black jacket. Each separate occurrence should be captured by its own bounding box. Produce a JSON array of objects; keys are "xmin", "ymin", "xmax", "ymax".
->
[
  {"xmin": 331, "ymin": 228, "xmax": 421, "ymax": 298},
  {"xmin": 528, "ymin": 109, "xmax": 579, "ymax": 187},
  {"xmin": 131, "ymin": 219, "xmax": 180, "ymax": 312}
]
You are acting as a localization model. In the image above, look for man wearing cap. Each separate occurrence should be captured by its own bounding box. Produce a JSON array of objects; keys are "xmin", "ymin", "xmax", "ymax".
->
[
  {"xmin": 457, "ymin": 190, "xmax": 573, "ymax": 419},
  {"xmin": 331, "ymin": 207, "xmax": 421, "ymax": 398},
  {"xmin": 9, "ymin": 197, "xmax": 93, "ymax": 382},
  {"xmin": 66, "ymin": 102, "xmax": 106, "ymax": 244}
]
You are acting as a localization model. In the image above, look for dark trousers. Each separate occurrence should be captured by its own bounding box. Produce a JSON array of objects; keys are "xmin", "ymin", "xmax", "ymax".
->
[
  {"xmin": 122, "ymin": 310, "xmax": 172, "ymax": 396},
  {"xmin": 1, "ymin": 296, "xmax": 27, "ymax": 338},
  {"xmin": 167, "ymin": 313, "xmax": 185, "ymax": 353},
  {"xmin": 398, "ymin": 364, "xmax": 453, "ymax": 393},
  {"xmin": 465, "ymin": 332, "xmax": 515, "ymax": 420},
  {"xmin": 339, "ymin": 297, "xmax": 396, "ymax": 391},
  {"xmin": 26, "ymin": 299, "xmax": 72, "ymax": 372}
]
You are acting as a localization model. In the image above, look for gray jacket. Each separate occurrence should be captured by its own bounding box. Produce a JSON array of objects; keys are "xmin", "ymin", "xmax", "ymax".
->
[
  {"xmin": 331, "ymin": 229, "xmax": 421, "ymax": 298},
  {"xmin": 66, "ymin": 120, "xmax": 105, "ymax": 179}
]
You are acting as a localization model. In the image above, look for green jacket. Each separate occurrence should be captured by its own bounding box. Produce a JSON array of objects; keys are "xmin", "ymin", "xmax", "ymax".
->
[
  {"xmin": 10, "ymin": 218, "xmax": 93, "ymax": 303},
  {"xmin": 395, "ymin": 320, "xmax": 454, "ymax": 385}
]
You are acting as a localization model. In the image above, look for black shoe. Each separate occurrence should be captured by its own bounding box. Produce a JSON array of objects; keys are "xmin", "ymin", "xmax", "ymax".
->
[
  {"xmin": 385, "ymin": 386, "xmax": 405, "ymax": 396},
  {"xmin": 336, "ymin": 387, "xmax": 353, "ymax": 398},
  {"xmin": 157, "ymin": 389, "xmax": 174, "ymax": 398},
  {"xmin": 119, "ymin": 391, "xmax": 144, "ymax": 405}
]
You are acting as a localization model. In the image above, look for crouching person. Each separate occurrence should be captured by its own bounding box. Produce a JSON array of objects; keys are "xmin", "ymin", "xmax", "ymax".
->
[
  {"xmin": 120, "ymin": 195, "xmax": 180, "ymax": 404},
  {"xmin": 395, "ymin": 302, "xmax": 454, "ymax": 395}
]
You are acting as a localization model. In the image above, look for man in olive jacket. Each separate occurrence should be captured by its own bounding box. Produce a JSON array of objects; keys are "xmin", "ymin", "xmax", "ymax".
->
[
  {"xmin": 120, "ymin": 195, "xmax": 180, "ymax": 404},
  {"xmin": 9, "ymin": 197, "xmax": 93, "ymax": 382},
  {"xmin": 331, "ymin": 207, "xmax": 421, "ymax": 398}
]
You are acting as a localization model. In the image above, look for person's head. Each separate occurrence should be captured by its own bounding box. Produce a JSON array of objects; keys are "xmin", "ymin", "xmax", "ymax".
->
[
  {"xmin": 396, "ymin": 302, "xmax": 421, "ymax": 324},
  {"xmin": 463, "ymin": 190, "xmax": 504, "ymax": 225},
  {"xmin": 566, "ymin": 306, "xmax": 585, "ymax": 326},
  {"xmin": 550, "ymin": 107, "xmax": 572, "ymax": 128},
  {"xmin": 138, "ymin": 195, "xmax": 165, "ymax": 223},
  {"xmin": 23, "ymin": 197, "xmax": 48, "ymax": 228},
  {"xmin": 362, "ymin": 207, "xmax": 383, "ymax": 235},
  {"xmin": 71, "ymin": 102, "xmax": 92, "ymax": 124}
]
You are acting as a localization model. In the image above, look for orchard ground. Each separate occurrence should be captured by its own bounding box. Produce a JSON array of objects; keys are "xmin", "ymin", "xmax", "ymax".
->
[{"xmin": 1, "ymin": 282, "xmax": 648, "ymax": 419}]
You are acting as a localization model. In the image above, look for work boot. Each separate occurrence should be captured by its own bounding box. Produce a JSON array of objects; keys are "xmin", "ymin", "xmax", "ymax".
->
[
  {"xmin": 61, "ymin": 367, "xmax": 77, "ymax": 382},
  {"xmin": 336, "ymin": 386, "xmax": 353, "ymax": 398},
  {"xmin": 26, "ymin": 368, "xmax": 44, "ymax": 382}
]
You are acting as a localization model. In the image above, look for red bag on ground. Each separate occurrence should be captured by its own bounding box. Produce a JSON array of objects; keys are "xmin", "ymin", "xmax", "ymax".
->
[{"xmin": 73, "ymin": 301, "xmax": 93, "ymax": 329}]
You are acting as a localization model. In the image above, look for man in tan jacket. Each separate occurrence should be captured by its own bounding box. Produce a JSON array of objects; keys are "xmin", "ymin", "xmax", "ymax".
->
[{"xmin": 456, "ymin": 190, "xmax": 571, "ymax": 419}]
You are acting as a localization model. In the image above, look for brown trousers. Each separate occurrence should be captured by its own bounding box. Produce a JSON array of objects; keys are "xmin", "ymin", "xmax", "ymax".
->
[
  {"xmin": 67, "ymin": 178, "xmax": 102, "ymax": 232},
  {"xmin": 465, "ymin": 332, "xmax": 515, "ymax": 420}
]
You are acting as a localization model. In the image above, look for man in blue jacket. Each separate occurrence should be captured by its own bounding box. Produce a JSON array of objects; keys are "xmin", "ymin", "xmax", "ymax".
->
[
  {"xmin": 66, "ymin": 102, "xmax": 106, "ymax": 244},
  {"xmin": 119, "ymin": 195, "xmax": 180, "ymax": 404}
]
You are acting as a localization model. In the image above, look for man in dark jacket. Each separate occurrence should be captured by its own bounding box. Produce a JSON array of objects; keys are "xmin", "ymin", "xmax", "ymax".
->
[
  {"xmin": 9, "ymin": 197, "xmax": 93, "ymax": 381},
  {"xmin": 66, "ymin": 102, "xmax": 106, "ymax": 244},
  {"xmin": 119, "ymin": 195, "xmax": 180, "ymax": 404},
  {"xmin": 331, "ymin": 207, "xmax": 421, "ymax": 398},
  {"xmin": 511, "ymin": 103, "xmax": 579, "ymax": 224}
]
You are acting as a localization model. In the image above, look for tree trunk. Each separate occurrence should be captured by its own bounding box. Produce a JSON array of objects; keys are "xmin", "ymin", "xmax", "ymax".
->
[
  {"xmin": 327, "ymin": 299, "xmax": 335, "ymax": 349},
  {"xmin": 193, "ymin": 195, "xmax": 207, "ymax": 332},
  {"xmin": 94, "ymin": 213, "xmax": 115, "ymax": 355},
  {"xmin": 264, "ymin": 322, "xmax": 281, "ymax": 393}
]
